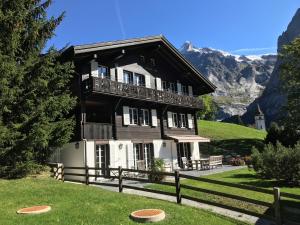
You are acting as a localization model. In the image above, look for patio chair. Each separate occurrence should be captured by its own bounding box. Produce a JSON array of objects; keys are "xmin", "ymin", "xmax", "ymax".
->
[{"xmin": 181, "ymin": 157, "xmax": 193, "ymax": 170}]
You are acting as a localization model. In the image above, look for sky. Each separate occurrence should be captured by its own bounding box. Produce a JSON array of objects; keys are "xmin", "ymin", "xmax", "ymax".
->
[{"xmin": 46, "ymin": 0, "xmax": 300, "ymax": 56}]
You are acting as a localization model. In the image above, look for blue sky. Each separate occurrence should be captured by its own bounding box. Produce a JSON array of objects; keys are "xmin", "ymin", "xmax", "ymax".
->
[{"xmin": 47, "ymin": 0, "xmax": 300, "ymax": 55}]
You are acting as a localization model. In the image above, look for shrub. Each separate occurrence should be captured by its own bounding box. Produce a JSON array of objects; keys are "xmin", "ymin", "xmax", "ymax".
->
[
  {"xmin": 149, "ymin": 158, "xmax": 165, "ymax": 182},
  {"xmin": 251, "ymin": 142, "xmax": 300, "ymax": 185},
  {"xmin": 0, "ymin": 161, "xmax": 45, "ymax": 179},
  {"xmin": 230, "ymin": 158, "xmax": 245, "ymax": 166}
]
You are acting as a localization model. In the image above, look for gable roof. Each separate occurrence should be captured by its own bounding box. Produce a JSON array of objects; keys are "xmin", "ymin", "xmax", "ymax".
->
[{"xmin": 67, "ymin": 35, "xmax": 216, "ymax": 93}]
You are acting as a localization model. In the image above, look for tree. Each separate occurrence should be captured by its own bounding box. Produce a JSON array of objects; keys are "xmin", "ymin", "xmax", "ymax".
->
[
  {"xmin": 0, "ymin": 0, "xmax": 76, "ymax": 178},
  {"xmin": 197, "ymin": 94, "xmax": 217, "ymax": 120},
  {"xmin": 280, "ymin": 38, "xmax": 300, "ymax": 132}
]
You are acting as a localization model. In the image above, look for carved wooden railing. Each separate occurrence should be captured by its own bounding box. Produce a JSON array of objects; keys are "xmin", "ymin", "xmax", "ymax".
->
[{"xmin": 83, "ymin": 77, "xmax": 203, "ymax": 109}]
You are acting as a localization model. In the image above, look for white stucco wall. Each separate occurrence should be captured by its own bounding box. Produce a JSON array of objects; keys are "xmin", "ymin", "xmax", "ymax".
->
[
  {"xmin": 191, "ymin": 142, "xmax": 200, "ymax": 160},
  {"xmin": 153, "ymin": 140, "xmax": 179, "ymax": 171}
]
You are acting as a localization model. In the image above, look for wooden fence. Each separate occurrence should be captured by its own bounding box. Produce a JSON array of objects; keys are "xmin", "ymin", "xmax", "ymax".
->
[{"xmin": 52, "ymin": 164, "xmax": 300, "ymax": 225}]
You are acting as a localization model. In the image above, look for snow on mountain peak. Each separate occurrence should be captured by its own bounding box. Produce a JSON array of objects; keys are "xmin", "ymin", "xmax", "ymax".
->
[{"xmin": 181, "ymin": 41, "xmax": 275, "ymax": 62}]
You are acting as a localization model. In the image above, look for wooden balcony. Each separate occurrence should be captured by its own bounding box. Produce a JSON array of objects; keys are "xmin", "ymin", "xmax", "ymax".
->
[
  {"xmin": 83, "ymin": 122, "xmax": 113, "ymax": 139},
  {"xmin": 83, "ymin": 77, "xmax": 203, "ymax": 109}
]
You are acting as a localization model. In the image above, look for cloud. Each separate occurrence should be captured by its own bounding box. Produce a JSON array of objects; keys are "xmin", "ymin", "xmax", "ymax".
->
[
  {"xmin": 114, "ymin": 0, "xmax": 126, "ymax": 39},
  {"xmin": 231, "ymin": 47, "xmax": 277, "ymax": 53}
]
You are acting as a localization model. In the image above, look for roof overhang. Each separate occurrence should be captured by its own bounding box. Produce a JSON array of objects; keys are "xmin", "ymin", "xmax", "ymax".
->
[
  {"xmin": 65, "ymin": 35, "xmax": 216, "ymax": 94},
  {"xmin": 166, "ymin": 135, "xmax": 210, "ymax": 143}
]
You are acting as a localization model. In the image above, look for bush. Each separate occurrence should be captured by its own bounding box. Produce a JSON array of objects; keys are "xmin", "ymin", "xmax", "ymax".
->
[
  {"xmin": 149, "ymin": 158, "xmax": 165, "ymax": 182},
  {"xmin": 230, "ymin": 158, "xmax": 245, "ymax": 166},
  {"xmin": 251, "ymin": 142, "xmax": 300, "ymax": 185},
  {"xmin": 0, "ymin": 161, "xmax": 45, "ymax": 179}
]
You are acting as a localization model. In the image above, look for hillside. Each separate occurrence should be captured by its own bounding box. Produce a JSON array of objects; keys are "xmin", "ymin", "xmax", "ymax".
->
[{"xmin": 198, "ymin": 120, "xmax": 267, "ymax": 156}]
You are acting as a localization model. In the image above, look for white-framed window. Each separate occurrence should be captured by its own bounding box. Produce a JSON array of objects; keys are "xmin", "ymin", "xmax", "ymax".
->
[
  {"xmin": 172, "ymin": 113, "xmax": 178, "ymax": 128},
  {"xmin": 182, "ymin": 85, "xmax": 188, "ymax": 95},
  {"xmin": 133, "ymin": 143, "xmax": 153, "ymax": 170},
  {"xmin": 179, "ymin": 113, "xmax": 187, "ymax": 128},
  {"xmin": 169, "ymin": 82, "xmax": 176, "ymax": 93},
  {"xmin": 98, "ymin": 65, "xmax": 109, "ymax": 79},
  {"xmin": 162, "ymin": 81, "xmax": 168, "ymax": 91},
  {"xmin": 134, "ymin": 73, "xmax": 145, "ymax": 87},
  {"xmin": 140, "ymin": 109, "xmax": 150, "ymax": 126},
  {"xmin": 129, "ymin": 107, "xmax": 138, "ymax": 125},
  {"xmin": 123, "ymin": 70, "xmax": 134, "ymax": 84}
]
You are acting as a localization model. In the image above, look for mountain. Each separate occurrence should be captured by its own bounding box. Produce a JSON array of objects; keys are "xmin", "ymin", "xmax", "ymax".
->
[
  {"xmin": 180, "ymin": 43, "xmax": 276, "ymax": 119},
  {"xmin": 242, "ymin": 8, "xmax": 300, "ymax": 126}
]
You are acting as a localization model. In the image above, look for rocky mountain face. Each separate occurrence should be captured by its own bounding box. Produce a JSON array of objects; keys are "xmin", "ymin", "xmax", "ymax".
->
[
  {"xmin": 180, "ymin": 43, "xmax": 276, "ymax": 119},
  {"xmin": 242, "ymin": 8, "xmax": 300, "ymax": 126}
]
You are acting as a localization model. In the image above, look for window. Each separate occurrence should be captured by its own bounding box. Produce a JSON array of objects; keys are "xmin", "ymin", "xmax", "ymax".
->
[
  {"xmin": 98, "ymin": 65, "xmax": 109, "ymax": 79},
  {"xmin": 123, "ymin": 70, "xmax": 145, "ymax": 86},
  {"xmin": 179, "ymin": 114, "xmax": 187, "ymax": 128},
  {"xmin": 169, "ymin": 82, "xmax": 176, "ymax": 93},
  {"xmin": 172, "ymin": 113, "xmax": 178, "ymax": 127},
  {"xmin": 182, "ymin": 85, "xmax": 188, "ymax": 95},
  {"xmin": 162, "ymin": 81, "xmax": 168, "ymax": 91},
  {"xmin": 133, "ymin": 143, "xmax": 154, "ymax": 170},
  {"xmin": 123, "ymin": 70, "xmax": 134, "ymax": 84},
  {"xmin": 134, "ymin": 73, "xmax": 145, "ymax": 87},
  {"xmin": 140, "ymin": 109, "xmax": 150, "ymax": 126},
  {"xmin": 129, "ymin": 107, "xmax": 138, "ymax": 125}
]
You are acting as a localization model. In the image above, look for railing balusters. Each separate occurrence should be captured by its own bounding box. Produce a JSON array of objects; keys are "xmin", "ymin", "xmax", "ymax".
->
[{"xmin": 88, "ymin": 77, "xmax": 202, "ymax": 108}]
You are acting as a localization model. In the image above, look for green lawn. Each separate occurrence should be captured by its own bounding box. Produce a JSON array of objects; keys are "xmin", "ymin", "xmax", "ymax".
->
[
  {"xmin": 147, "ymin": 168, "xmax": 300, "ymax": 222},
  {"xmin": 198, "ymin": 120, "xmax": 267, "ymax": 156},
  {"xmin": 0, "ymin": 176, "xmax": 248, "ymax": 225}
]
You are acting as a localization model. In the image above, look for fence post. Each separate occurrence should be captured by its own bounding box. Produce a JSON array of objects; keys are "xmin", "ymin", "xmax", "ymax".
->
[
  {"xmin": 175, "ymin": 170, "xmax": 181, "ymax": 204},
  {"xmin": 85, "ymin": 166, "xmax": 89, "ymax": 185},
  {"xmin": 61, "ymin": 164, "xmax": 64, "ymax": 182},
  {"xmin": 118, "ymin": 166, "xmax": 123, "ymax": 193},
  {"xmin": 273, "ymin": 187, "xmax": 282, "ymax": 225}
]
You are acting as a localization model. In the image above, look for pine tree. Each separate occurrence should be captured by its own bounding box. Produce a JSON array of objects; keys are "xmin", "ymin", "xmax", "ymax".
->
[
  {"xmin": 0, "ymin": 0, "xmax": 76, "ymax": 177},
  {"xmin": 278, "ymin": 37, "xmax": 300, "ymax": 146}
]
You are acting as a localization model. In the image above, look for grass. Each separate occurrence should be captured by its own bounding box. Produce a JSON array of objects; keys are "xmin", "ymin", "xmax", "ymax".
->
[
  {"xmin": 0, "ymin": 176, "xmax": 249, "ymax": 225},
  {"xmin": 147, "ymin": 168, "xmax": 300, "ymax": 222},
  {"xmin": 198, "ymin": 120, "xmax": 267, "ymax": 155}
]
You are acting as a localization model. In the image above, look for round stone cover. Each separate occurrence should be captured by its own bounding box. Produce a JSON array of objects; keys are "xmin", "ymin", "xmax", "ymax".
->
[
  {"xmin": 17, "ymin": 205, "xmax": 51, "ymax": 214},
  {"xmin": 130, "ymin": 209, "xmax": 165, "ymax": 223}
]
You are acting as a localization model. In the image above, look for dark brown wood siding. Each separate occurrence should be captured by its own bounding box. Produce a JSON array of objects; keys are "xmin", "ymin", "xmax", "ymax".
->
[{"xmin": 115, "ymin": 102, "xmax": 161, "ymax": 140}]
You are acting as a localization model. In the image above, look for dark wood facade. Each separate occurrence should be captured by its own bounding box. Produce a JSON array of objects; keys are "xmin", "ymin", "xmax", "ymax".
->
[{"xmin": 65, "ymin": 36, "xmax": 216, "ymax": 141}]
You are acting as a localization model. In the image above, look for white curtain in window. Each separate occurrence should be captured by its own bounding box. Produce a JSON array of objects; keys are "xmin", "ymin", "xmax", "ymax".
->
[
  {"xmin": 187, "ymin": 114, "xmax": 193, "ymax": 128},
  {"xmin": 167, "ymin": 111, "xmax": 173, "ymax": 128},
  {"xmin": 151, "ymin": 109, "xmax": 157, "ymax": 127},
  {"xmin": 91, "ymin": 60, "xmax": 98, "ymax": 77},
  {"xmin": 123, "ymin": 106, "xmax": 130, "ymax": 125}
]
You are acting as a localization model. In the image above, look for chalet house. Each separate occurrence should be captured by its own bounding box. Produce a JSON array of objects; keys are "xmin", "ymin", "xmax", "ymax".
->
[{"xmin": 51, "ymin": 35, "xmax": 216, "ymax": 175}]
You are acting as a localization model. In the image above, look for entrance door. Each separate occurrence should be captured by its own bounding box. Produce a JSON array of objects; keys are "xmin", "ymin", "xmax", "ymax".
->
[
  {"xmin": 176, "ymin": 143, "xmax": 191, "ymax": 168},
  {"xmin": 133, "ymin": 143, "xmax": 154, "ymax": 170},
  {"xmin": 95, "ymin": 144, "xmax": 110, "ymax": 177}
]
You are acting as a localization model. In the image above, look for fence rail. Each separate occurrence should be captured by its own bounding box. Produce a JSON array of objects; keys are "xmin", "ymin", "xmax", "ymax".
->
[{"xmin": 51, "ymin": 164, "xmax": 300, "ymax": 225}]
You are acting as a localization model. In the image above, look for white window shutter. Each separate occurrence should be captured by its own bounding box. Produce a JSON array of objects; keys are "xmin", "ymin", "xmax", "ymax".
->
[
  {"xmin": 123, "ymin": 106, "xmax": 130, "ymax": 125},
  {"xmin": 117, "ymin": 67, "xmax": 124, "ymax": 83},
  {"xmin": 187, "ymin": 114, "xmax": 193, "ymax": 129},
  {"xmin": 177, "ymin": 82, "xmax": 182, "ymax": 95},
  {"xmin": 167, "ymin": 111, "xmax": 173, "ymax": 128},
  {"xmin": 91, "ymin": 60, "xmax": 98, "ymax": 77},
  {"xmin": 145, "ymin": 75, "xmax": 151, "ymax": 88},
  {"xmin": 156, "ymin": 77, "xmax": 162, "ymax": 91},
  {"xmin": 110, "ymin": 68, "xmax": 116, "ymax": 81},
  {"xmin": 151, "ymin": 109, "xmax": 158, "ymax": 127},
  {"xmin": 188, "ymin": 86, "xmax": 193, "ymax": 97}
]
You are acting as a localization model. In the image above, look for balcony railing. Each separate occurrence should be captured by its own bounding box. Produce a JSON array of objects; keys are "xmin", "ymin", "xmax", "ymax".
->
[
  {"xmin": 83, "ymin": 77, "xmax": 203, "ymax": 109},
  {"xmin": 83, "ymin": 122, "xmax": 113, "ymax": 139}
]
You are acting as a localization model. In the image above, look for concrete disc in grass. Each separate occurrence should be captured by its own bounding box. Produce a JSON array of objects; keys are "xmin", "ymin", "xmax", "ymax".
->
[
  {"xmin": 17, "ymin": 205, "xmax": 51, "ymax": 214},
  {"xmin": 130, "ymin": 209, "xmax": 165, "ymax": 223}
]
